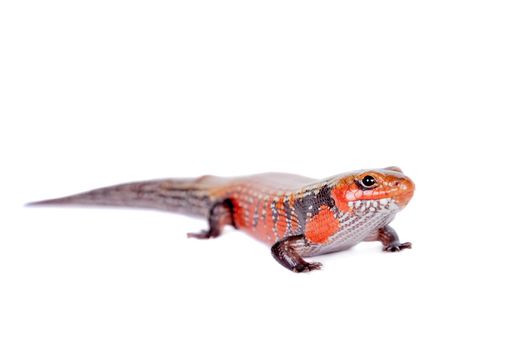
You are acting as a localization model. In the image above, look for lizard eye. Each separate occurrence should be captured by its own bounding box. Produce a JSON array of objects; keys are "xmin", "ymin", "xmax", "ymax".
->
[{"xmin": 361, "ymin": 175, "xmax": 377, "ymax": 188}]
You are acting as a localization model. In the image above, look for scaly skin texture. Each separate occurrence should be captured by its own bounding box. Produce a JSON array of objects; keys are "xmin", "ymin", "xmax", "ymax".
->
[{"xmin": 29, "ymin": 167, "xmax": 415, "ymax": 272}]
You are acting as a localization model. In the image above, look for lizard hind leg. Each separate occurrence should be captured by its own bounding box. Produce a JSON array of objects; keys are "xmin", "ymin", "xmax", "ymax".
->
[
  {"xmin": 187, "ymin": 199, "xmax": 235, "ymax": 239},
  {"xmin": 271, "ymin": 235, "xmax": 323, "ymax": 273}
]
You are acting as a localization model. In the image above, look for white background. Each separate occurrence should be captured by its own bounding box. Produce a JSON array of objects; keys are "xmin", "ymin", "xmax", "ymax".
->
[{"xmin": 1, "ymin": 1, "xmax": 524, "ymax": 349}]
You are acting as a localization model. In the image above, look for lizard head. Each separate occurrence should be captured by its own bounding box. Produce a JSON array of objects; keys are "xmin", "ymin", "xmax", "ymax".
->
[{"xmin": 331, "ymin": 166, "xmax": 415, "ymax": 215}]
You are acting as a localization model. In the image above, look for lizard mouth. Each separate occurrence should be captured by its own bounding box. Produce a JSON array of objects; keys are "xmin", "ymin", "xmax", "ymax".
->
[{"xmin": 347, "ymin": 198, "xmax": 399, "ymax": 214}]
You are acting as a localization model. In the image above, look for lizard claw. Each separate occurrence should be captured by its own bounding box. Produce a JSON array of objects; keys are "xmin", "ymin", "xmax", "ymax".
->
[
  {"xmin": 293, "ymin": 261, "xmax": 323, "ymax": 273},
  {"xmin": 383, "ymin": 241, "xmax": 412, "ymax": 252}
]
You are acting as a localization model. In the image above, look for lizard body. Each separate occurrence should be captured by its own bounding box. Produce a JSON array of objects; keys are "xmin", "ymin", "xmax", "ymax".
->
[{"xmin": 29, "ymin": 167, "xmax": 415, "ymax": 272}]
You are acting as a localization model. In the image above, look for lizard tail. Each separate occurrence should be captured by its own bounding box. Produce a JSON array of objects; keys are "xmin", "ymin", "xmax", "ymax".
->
[{"xmin": 26, "ymin": 178, "xmax": 218, "ymax": 218}]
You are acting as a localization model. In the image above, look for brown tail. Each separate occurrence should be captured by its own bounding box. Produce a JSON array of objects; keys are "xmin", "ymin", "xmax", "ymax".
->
[{"xmin": 27, "ymin": 178, "xmax": 215, "ymax": 218}]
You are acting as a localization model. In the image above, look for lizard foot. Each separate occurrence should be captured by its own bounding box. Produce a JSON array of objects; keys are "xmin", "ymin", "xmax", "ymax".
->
[
  {"xmin": 293, "ymin": 261, "xmax": 323, "ymax": 273},
  {"xmin": 187, "ymin": 229, "xmax": 220, "ymax": 239},
  {"xmin": 383, "ymin": 241, "xmax": 412, "ymax": 252}
]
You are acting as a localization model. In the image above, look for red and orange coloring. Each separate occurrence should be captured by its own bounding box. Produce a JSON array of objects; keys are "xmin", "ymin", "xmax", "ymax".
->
[{"xmin": 29, "ymin": 167, "xmax": 415, "ymax": 272}]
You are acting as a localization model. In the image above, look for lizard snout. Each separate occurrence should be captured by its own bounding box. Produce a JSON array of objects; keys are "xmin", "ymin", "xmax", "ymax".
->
[{"xmin": 393, "ymin": 177, "xmax": 415, "ymax": 208}]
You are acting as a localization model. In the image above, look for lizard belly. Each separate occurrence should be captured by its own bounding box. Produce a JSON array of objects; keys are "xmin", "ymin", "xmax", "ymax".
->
[{"xmin": 302, "ymin": 212, "xmax": 396, "ymax": 257}]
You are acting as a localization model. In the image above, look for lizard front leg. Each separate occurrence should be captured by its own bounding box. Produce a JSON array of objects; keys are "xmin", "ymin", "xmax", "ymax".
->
[
  {"xmin": 367, "ymin": 225, "xmax": 412, "ymax": 252},
  {"xmin": 270, "ymin": 235, "xmax": 322, "ymax": 273},
  {"xmin": 187, "ymin": 200, "xmax": 234, "ymax": 239}
]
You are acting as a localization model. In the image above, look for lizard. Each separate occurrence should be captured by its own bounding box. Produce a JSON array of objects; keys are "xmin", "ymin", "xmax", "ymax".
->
[{"xmin": 28, "ymin": 166, "xmax": 415, "ymax": 272}]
